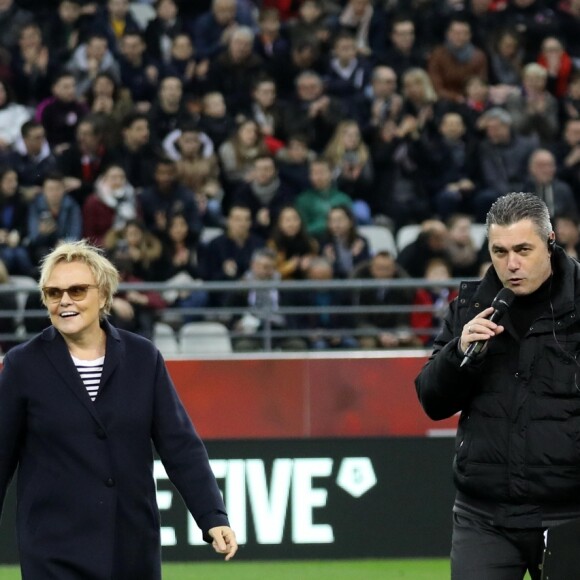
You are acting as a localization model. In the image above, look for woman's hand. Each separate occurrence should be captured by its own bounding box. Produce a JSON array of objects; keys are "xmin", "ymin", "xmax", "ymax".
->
[{"xmin": 208, "ymin": 526, "xmax": 238, "ymax": 561}]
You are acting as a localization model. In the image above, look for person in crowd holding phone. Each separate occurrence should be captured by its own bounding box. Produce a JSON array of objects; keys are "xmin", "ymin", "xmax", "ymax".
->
[
  {"xmin": 415, "ymin": 192, "xmax": 580, "ymax": 579},
  {"xmin": 0, "ymin": 240, "xmax": 237, "ymax": 579}
]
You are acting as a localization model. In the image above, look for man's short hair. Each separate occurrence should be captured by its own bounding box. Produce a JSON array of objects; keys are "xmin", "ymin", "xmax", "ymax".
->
[
  {"xmin": 481, "ymin": 107, "xmax": 512, "ymax": 126},
  {"xmin": 486, "ymin": 192, "xmax": 552, "ymax": 241}
]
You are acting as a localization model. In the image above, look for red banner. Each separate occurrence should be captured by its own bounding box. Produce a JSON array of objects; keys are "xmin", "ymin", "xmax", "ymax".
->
[{"xmin": 167, "ymin": 354, "xmax": 458, "ymax": 439}]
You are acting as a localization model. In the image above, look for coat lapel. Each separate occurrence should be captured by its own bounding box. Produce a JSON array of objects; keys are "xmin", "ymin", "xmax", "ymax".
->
[
  {"xmin": 40, "ymin": 321, "xmax": 123, "ymax": 424},
  {"xmin": 40, "ymin": 326, "xmax": 103, "ymax": 425},
  {"xmin": 99, "ymin": 320, "xmax": 123, "ymax": 395}
]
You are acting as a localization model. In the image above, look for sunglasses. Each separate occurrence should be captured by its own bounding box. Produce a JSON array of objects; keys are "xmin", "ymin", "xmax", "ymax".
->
[{"xmin": 42, "ymin": 284, "xmax": 99, "ymax": 302}]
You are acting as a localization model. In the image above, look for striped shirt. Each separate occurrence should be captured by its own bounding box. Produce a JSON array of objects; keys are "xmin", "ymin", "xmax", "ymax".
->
[{"xmin": 71, "ymin": 355, "xmax": 105, "ymax": 402}]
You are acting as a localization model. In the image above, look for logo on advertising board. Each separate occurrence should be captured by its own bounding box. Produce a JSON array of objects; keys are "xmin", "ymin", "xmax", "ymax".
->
[{"xmin": 155, "ymin": 456, "xmax": 377, "ymax": 546}]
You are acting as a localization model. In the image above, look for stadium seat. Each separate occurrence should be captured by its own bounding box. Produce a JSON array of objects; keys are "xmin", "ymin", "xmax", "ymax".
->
[
  {"xmin": 200, "ymin": 227, "xmax": 223, "ymax": 245},
  {"xmin": 358, "ymin": 224, "xmax": 398, "ymax": 257},
  {"xmin": 470, "ymin": 223, "xmax": 488, "ymax": 250},
  {"xmin": 396, "ymin": 224, "xmax": 422, "ymax": 252},
  {"xmin": 153, "ymin": 321, "xmax": 180, "ymax": 357},
  {"xmin": 178, "ymin": 321, "xmax": 233, "ymax": 355},
  {"xmin": 9, "ymin": 275, "xmax": 39, "ymax": 336},
  {"xmin": 129, "ymin": 3, "xmax": 156, "ymax": 29}
]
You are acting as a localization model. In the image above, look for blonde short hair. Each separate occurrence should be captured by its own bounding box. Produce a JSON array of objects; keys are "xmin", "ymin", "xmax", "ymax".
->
[{"xmin": 38, "ymin": 240, "xmax": 120, "ymax": 317}]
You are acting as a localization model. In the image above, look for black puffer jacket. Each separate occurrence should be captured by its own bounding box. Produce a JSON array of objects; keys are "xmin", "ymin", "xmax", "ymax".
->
[{"xmin": 416, "ymin": 247, "xmax": 580, "ymax": 509}]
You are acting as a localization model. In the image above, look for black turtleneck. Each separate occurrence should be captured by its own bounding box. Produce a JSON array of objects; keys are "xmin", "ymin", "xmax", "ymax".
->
[{"xmin": 508, "ymin": 274, "xmax": 553, "ymax": 339}]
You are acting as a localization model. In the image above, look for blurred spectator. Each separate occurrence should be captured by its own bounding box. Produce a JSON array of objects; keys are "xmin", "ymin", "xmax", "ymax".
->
[
  {"xmin": 378, "ymin": 17, "xmax": 426, "ymax": 80},
  {"xmin": 460, "ymin": 76, "xmax": 494, "ymax": 134},
  {"xmin": 232, "ymin": 155, "xmax": 295, "ymax": 239},
  {"xmin": 107, "ymin": 221, "xmax": 165, "ymax": 340},
  {"xmin": 446, "ymin": 213, "xmax": 481, "ymax": 277},
  {"xmin": 323, "ymin": 31, "xmax": 372, "ymax": 100},
  {"xmin": 294, "ymin": 256, "xmax": 357, "ymax": 350},
  {"xmin": 118, "ymin": 31, "xmax": 159, "ymax": 108},
  {"xmin": 0, "ymin": 258, "xmax": 19, "ymax": 353},
  {"xmin": 82, "ymin": 163, "xmax": 137, "ymax": 246},
  {"xmin": 196, "ymin": 91, "xmax": 236, "ymax": 150},
  {"xmin": 397, "ymin": 218, "xmax": 450, "ymax": 278},
  {"xmin": 147, "ymin": 75, "xmax": 195, "ymax": 147},
  {"xmin": 370, "ymin": 115, "xmax": 431, "ymax": 229},
  {"xmin": 104, "ymin": 218, "xmax": 162, "ymax": 281},
  {"xmin": 554, "ymin": 213, "xmax": 580, "ymax": 259},
  {"xmin": 553, "ymin": 117, "xmax": 580, "ymax": 198},
  {"xmin": 522, "ymin": 148, "xmax": 578, "ymax": 218},
  {"xmin": 0, "ymin": 167, "xmax": 33, "ymax": 276},
  {"xmin": 427, "ymin": 17, "xmax": 488, "ymax": 104},
  {"xmin": 399, "ymin": 67, "xmax": 447, "ymax": 141},
  {"xmin": 475, "ymin": 106, "xmax": 537, "ymax": 221},
  {"xmin": 253, "ymin": 7, "xmax": 289, "ymax": 63},
  {"xmin": 144, "ymin": 0, "xmax": 187, "ymax": 64},
  {"xmin": 56, "ymin": 113, "xmax": 118, "ymax": 208},
  {"xmin": 203, "ymin": 26, "xmax": 264, "ymax": 115},
  {"xmin": 0, "ymin": 80, "xmax": 31, "ymax": 152},
  {"xmin": 162, "ymin": 32, "xmax": 207, "ymax": 98},
  {"xmin": 11, "ymin": 22, "xmax": 53, "ymax": 107},
  {"xmin": 266, "ymin": 205, "xmax": 318, "ymax": 280},
  {"xmin": 556, "ymin": 0, "xmax": 580, "ymax": 68},
  {"xmin": 288, "ymin": 0, "xmax": 332, "ymax": 52},
  {"xmin": 66, "ymin": 32, "xmax": 121, "ymax": 98},
  {"xmin": 352, "ymin": 251, "xmax": 417, "ymax": 349},
  {"xmin": 139, "ymin": 156, "xmax": 202, "ymax": 240},
  {"xmin": 92, "ymin": 0, "xmax": 142, "ymax": 56},
  {"xmin": 428, "ymin": 111, "xmax": 479, "ymax": 220},
  {"xmin": 225, "ymin": 247, "xmax": 307, "ymax": 352},
  {"xmin": 275, "ymin": 133, "xmax": 316, "ymax": 196},
  {"xmin": 295, "ymin": 157, "xmax": 353, "ymax": 237},
  {"xmin": 192, "ymin": 0, "xmax": 256, "ymax": 61},
  {"xmin": 500, "ymin": 0, "xmax": 560, "ymax": 62},
  {"xmin": 36, "ymin": 72, "xmax": 88, "ymax": 153},
  {"xmin": 162, "ymin": 122, "xmax": 223, "ymax": 227},
  {"xmin": 43, "ymin": 0, "xmax": 85, "ymax": 67},
  {"xmin": 488, "ymin": 27, "xmax": 524, "ymax": 87},
  {"xmin": 218, "ymin": 118, "xmax": 269, "ymax": 189},
  {"xmin": 85, "ymin": 71, "xmax": 134, "ymax": 137},
  {"xmin": 350, "ymin": 65, "xmax": 403, "ymax": 140},
  {"xmin": 332, "ymin": 0, "xmax": 387, "ymax": 61},
  {"xmin": 318, "ymin": 204, "xmax": 370, "ymax": 279},
  {"xmin": 199, "ymin": 204, "xmax": 265, "ymax": 306},
  {"xmin": 410, "ymin": 257, "xmax": 458, "ymax": 346},
  {"xmin": 0, "ymin": 0, "xmax": 34, "ymax": 53},
  {"xmin": 323, "ymin": 119, "xmax": 374, "ymax": 209},
  {"xmin": 561, "ymin": 71, "xmax": 580, "ymax": 125},
  {"xmin": 162, "ymin": 121, "xmax": 220, "ymax": 194},
  {"xmin": 270, "ymin": 38, "xmax": 327, "ymax": 99},
  {"xmin": 505, "ymin": 62, "xmax": 560, "ymax": 144},
  {"xmin": 27, "ymin": 171, "xmax": 82, "ymax": 264},
  {"xmin": 156, "ymin": 211, "xmax": 208, "ymax": 322},
  {"xmin": 7, "ymin": 120, "xmax": 57, "ymax": 200},
  {"xmin": 283, "ymin": 70, "xmax": 344, "ymax": 153},
  {"xmin": 537, "ymin": 35, "xmax": 573, "ymax": 99},
  {"xmin": 242, "ymin": 76, "xmax": 286, "ymax": 144},
  {"xmin": 111, "ymin": 111, "xmax": 157, "ymax": 191}
]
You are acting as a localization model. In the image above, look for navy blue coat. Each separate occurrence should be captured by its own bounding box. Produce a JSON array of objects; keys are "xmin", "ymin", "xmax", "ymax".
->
[{"xmin": 0, "ymin": 321, "xmax": 229, "ymax": 579}]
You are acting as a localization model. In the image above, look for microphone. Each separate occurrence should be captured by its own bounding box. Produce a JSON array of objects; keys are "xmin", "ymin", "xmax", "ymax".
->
[{"xmin": 460, "ymin": 287, "xmax": 515, "ymax": 368}]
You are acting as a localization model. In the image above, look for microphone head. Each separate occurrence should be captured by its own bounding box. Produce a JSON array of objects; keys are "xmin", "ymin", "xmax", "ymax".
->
[{"xmin": 492, "ymin": 288, "xmax": 515, "ymax": 313}]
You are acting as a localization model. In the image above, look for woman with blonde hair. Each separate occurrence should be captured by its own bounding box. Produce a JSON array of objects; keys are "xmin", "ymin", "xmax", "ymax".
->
[
  {"xmin": 323, "ymin": 119, "xmax": 373, "ymax": 200},
  {"xmin": 218, "ymin": 118, "xmax": 269, "ymax": 187},
  {"xmin": 505, "ymin": 61, "xmax": 560, "ymax": 144},
  {"xmin": 0, "ymin": 240, "xmax": 237, "ymax": 579},
  {"xmin": 398, "ymin": 67, "xmax": 444, "ymax": 139}
]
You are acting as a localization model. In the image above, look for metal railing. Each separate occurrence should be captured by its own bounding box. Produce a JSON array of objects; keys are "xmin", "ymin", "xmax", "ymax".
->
[{"xmin": 0, "ymin": 277, "xmax": 474, "ymax": 352}]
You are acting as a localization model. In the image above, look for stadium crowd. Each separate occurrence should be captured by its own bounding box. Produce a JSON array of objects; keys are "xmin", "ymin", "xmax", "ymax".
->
[{"xmin": 0, "ymin": 0, "xmax": 578, "ymax": 351}]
